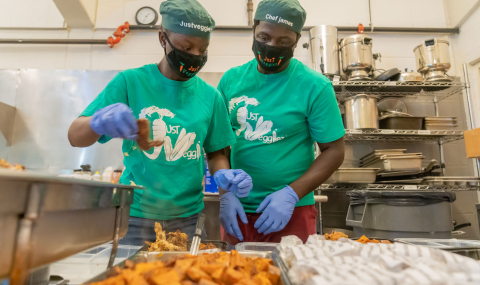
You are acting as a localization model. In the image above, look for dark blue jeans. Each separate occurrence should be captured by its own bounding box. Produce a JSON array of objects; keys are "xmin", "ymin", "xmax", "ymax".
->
[{"xmin": 119, "ymin": 215, "xmax": 207, "ymax": 246}]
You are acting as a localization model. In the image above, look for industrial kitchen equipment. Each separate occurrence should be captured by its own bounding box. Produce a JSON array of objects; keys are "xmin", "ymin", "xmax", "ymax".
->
[
  {"xmin": 0, "ymin": 171, "xmax": 141, "ymax": 285},
  {"xmin": 343, "ymin": 94, "xmax": 379, "ymax": 130},
  {"xmin": 414, "ymin": 38, "xmax": 452, "ymax": 82},
  {"xmin": 306, "ymin": 25, "xmax": 340, "ymax": 79},
  {"xmin": 340, "ymin": 34, "xmax": 374, "ymax": 81}
]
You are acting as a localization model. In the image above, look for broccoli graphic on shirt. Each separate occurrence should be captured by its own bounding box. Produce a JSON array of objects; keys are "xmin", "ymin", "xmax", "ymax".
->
[
  {"xmin": 139, "ymin": 106, "xmax": 199, "ymax": 161},
  {"xmin": 229, "ymin": 96, "xmax": 274, "ymax": 142}
]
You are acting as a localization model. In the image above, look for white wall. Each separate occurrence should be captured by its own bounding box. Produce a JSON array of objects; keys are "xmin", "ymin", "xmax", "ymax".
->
[
  {"xmin": 0, "ymin": 0, "xmax": 449, "ymax": 72},
  {"xmin": 451, "ymin": 5, "xmax": 480, "ymax": 128},
  {"xmin": 445, "ymin": 0, "xmax": 480, "ymax": 27}
]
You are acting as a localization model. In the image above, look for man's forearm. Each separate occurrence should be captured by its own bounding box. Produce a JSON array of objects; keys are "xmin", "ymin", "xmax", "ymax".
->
[
  {"xmin": 290, "ymin": 137, "xmax": 345, "ymax": 200},
  {"xmin": 68, "ymin": 116, "xmax": 101, "ymax": 147}
]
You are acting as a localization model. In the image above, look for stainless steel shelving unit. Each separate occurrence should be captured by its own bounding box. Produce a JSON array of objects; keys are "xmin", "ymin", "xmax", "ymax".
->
[
  {"xmin": 319, "ymin": 184, "xmax": 479, "ymax": 191},
  {"xmin": 344, "ymin": 129, "xmax": 464, "ymax": 144},
  {"xmin": 333, "ymin": 80, "xmax": 466, "ymax": 102}
]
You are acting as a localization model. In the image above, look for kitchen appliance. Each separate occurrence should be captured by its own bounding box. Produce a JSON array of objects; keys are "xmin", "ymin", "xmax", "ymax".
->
[
  {"xmin": 414, "ymin": 38, "xmax": 452, "ymax": 82},
  {"xmin": 0, "ymin": 171, "xmax": 140, "ymax": 283},
  {"xmin": 343, "ymin": 94, "xmax": 379, "ymax": 130},
  {"xmin": 307, "ymin": 25, "xmax": 340, "ymax": 79},
  {"xmin": 346, "ymin": 190, "xmax": 455, "ymax": 239},
  {"xmin": 340, "ymin": 34, "xmax": 374, "ymax": 81}
]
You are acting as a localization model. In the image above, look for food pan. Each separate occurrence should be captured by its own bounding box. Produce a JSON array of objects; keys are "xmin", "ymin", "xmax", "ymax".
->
[
  {"xmin": 361, "ymin": 155, "xmax": 424, "ymax": 172},
  {"xmin": 0, "ymin": 171, "xmax": 140, "ymax": 281},
  {"xmin": 235, "ymin": 242, "xmax": 278, "ymax": 252},
  {"xmin": 83, "ymin": 251, "xmax": 272, "ymax": 285},
  {"xmin": 325, "ymin": 168, "xmax": 380, "ymax": 184},
  {"xmin": 394, "ymin": 238, "xmax": 480, "ymax": 260},
  {"xmin": 360, "ymin": 153, "xmax": 422, "ymax": 166},
  {"xmin": 360, "ymin": 149, "xmax": 407, "ymax": 162},
  {"xmin": 423, "ymin": 177, "xmax": 480, "ymax": 186},
  {"xmin": 138, "ymin": 240, "xmax": 232, "ymax": 252},
  {"xmin": 424, "ymin": 124, "xmax": 458, "ymax": 131},
  {"xmin": 379, "ymin": 116, "xmax": 424, "ymax": 130}
]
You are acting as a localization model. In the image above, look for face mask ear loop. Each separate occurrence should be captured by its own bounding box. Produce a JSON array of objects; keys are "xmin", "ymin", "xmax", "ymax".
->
[{"xmin": 163, "ymin": 33, "xmax": 176, "ymax": 55}]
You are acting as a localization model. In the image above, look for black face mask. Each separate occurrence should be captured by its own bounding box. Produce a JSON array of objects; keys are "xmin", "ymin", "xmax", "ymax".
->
[
  {"xmin": 252, "ymin": 38, "xmax": 295, "ymax": 72},
  {"xmin": 163, "ymin": 34, "xmax": 207, "ymax": 79}
]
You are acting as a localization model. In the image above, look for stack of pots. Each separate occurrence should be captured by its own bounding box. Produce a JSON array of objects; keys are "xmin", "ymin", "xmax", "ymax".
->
[{"xmin": 343, "ymin": 94, "xmax": 379, "ymax": 130}]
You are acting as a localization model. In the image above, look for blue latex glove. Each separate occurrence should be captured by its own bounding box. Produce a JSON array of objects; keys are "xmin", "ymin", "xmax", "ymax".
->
[
  {"xmin": 214, "ymin": 169, "xmax": 252, "ymax": 198},
  {"xmin": 255, "ymin": 185, "xmax": 299, "ymax": 235},
  {"xmin": 220, "ymin": 192, "xmax": 248, "ymax": 241},
  {"xmin": 90, "ymin": 103, "xmax": 138, "ymax": 141}
]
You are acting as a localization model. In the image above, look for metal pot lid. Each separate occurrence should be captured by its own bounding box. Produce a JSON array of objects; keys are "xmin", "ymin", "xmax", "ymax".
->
[
  {"xmin": 398, "ymin": 69, "xmax": 424, "ymax": 82},
  {"xmin": 340, "ymin": 34, "xmax": 372, "ymax": 48},
  {"xmin": 413, "ymin": 38, "xmax": 450, "ymax": 51},
  {"xmin": 377, "ymin": 98, "xmax": 408, "ymax": 113}
]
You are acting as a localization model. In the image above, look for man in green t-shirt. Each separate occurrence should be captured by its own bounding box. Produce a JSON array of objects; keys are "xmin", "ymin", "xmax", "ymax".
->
[
  {"xmin": 217, "ymin": 0, "xmax": 345, "ymax": 244},
  {"xmin": 68, "ymin": 0, "xmax": 253, "ymax": 246}
]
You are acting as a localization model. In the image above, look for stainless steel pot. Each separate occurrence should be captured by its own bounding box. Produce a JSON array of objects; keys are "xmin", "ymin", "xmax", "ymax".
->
[
  {"xmin": 413, "ymin": 39, "xmax": 451, "ymax": 81},
  {"xmin": 340, "ymin": 34, "xmax": 373, "ymax": 80},
  {"xmin": 398, "ymin": 69, "xmax": 423, "ymax": 82},
  {"xmin": 344, "ymin": 94, "xmax": 379, "ymax": 130},
  {"xmin": 308, "ymin": 25, "xmax": 340, "ymax": 78}
]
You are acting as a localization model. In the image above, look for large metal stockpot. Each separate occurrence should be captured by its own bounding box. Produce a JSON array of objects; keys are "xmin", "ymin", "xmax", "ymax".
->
[
  {"xmin": 413, "ymin": 39, "xmax": 451, "ymax": 81},
  {"xmin": 308, "ymin": 25, "xmax": 340, "ymax": 78},
  {"xmin": 343, "ymin": 94, "xmax": 379, "ymax": 130},
  {"xmin": 340, "ymin": 34, "xmax": 373, "ymax": 80}
]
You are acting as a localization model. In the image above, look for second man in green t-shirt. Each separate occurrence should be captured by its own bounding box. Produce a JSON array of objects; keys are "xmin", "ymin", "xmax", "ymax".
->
[{"xmin": 217, "ymin": 0, "xmax": 346, "ymax": 244}]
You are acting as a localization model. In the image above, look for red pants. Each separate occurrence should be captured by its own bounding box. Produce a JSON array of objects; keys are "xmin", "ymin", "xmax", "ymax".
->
[{"xmin": 221, "ymin": 205, "xmax": 318, "ymax": 245}]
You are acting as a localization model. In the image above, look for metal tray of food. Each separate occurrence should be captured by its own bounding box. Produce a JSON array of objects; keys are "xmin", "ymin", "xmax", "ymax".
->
[
  {"xmin": 324, "ymin": 168, "xmax": 380, "ymax": 184},
  {"xmin": 0, "ymin": 171, "xmax": 141, "ymax": 282},
  {"xmin": 394, "ymin": 238, "xmax": 480, "ymax": 260},
  {"xmin": 83, "ymin": 250, "xmax": 272, "ymax": 284},
  {"xmin": 361, "ymin": 155, "xmax": 424, "ymax": 172},
  {"xmin": 139, "ymin": 240, "xmax": 233, "ymax": 252}
]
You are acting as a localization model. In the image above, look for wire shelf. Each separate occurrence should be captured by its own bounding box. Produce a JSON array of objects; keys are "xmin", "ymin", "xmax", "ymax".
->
[
  {"xmin": 333, "ymin": 81, "xmax": 466, "ymax": 102},
  {"xmin": 319, "ymin": 184, "xmax": 478, "ymax": 191},
  {"xmin": 344, "ymin": 129, "xmax": 464, "ymax": 144}
]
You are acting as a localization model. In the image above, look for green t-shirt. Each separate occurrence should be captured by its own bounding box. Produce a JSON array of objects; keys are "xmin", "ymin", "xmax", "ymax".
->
[
  {"xmin": 218, "ymin": 58, "xmax": 345, "ymax": 213},
  {"xmin": 81, "ymin": 64, "xmax": 236, "ymax": 220}
]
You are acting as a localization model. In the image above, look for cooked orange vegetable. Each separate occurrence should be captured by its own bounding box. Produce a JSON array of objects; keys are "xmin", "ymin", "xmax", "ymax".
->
[{"xmin": 88, "ymin": 251, "xmax": 280, "ymax": 285}]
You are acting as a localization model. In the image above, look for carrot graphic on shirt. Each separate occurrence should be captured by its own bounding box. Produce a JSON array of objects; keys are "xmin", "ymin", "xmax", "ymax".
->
[
  {"xmin": 180, "ymin": 62, "xmax": 185, "ymax": 72},
  {"xmin": 278, "ymin": 56, "xmax": 284, "ymax": 65}
]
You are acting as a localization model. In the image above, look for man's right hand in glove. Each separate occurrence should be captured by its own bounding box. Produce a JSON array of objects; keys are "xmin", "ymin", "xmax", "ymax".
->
[{"xmin": 89, "ymin": 103, "xmax": 138, "ymax": 141}]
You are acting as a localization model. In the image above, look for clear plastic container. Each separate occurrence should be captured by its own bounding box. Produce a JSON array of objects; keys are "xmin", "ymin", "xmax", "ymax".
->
[
  {"xmin": 50, "ymin": 244, "xmax": 141, "ymax": 285},
  {"xmin": 235, "ymin": 242, "xmax": 278, "ymax": 252}
]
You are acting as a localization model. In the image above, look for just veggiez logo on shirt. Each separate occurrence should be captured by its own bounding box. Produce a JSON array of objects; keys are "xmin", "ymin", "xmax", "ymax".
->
[
  {"xmin": 265, "ymin": 14, "xmax": 293, "ymax": 27},
  {"xmin": 179, "ymin": 21, "xmax": 213, "ymax": 32}
]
